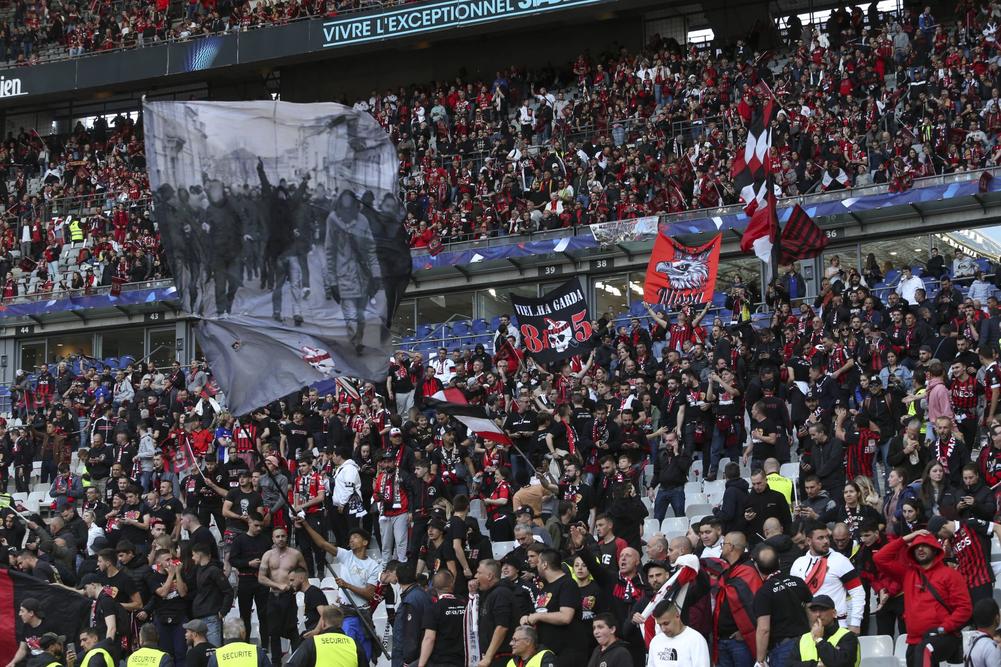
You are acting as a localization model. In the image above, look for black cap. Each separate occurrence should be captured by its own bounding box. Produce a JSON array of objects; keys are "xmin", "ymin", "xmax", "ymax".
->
[
  {"xmin": 20, "ymin": 598, "xmax": 43, "ymax": 617},
  {"xmin": 428, "ymin": 518, "xmax": 447, "ymax": 532},
  {"xmin": 380, "ymin": 451, "xmax": 396, "ymax": 460},
  {"xmin": 38, "ymin": 633, "xmax": 65, "ymax": 650},
  {"xmin": 807, "ymin": 594, "xmax": 836, "ymax": 610}
]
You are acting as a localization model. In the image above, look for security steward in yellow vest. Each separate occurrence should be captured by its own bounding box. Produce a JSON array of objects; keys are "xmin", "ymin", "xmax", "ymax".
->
[
  {"xmin": 68, "ymin": 218, "xmax": 84, "ymax": 244},
  {"xmin": 286, "ymin": 605, "xmax": 366, "ymax": 667},
  {"xmin": 127, "ymin": 624, "xmax": 173, "ymax": 667},
  {"xmin": 206, "ymin": 618, "xmax": 272, "ymax": 667},
  {"xmin": 793, "ymin": 594, "xmax": 861, "ymax": 667},
  {"xmin": 77, "ymin": 628, "xmax": 116, "ymax": 667},
  {"xmin": 506, "ymin": 626, "xmax": 556, "ymax": 667}
]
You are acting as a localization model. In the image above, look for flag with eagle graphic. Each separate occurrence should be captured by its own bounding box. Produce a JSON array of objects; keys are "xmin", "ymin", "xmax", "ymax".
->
[{"xmin": 644, "ymin": 234, "xmax": 721, "ymax": 307}]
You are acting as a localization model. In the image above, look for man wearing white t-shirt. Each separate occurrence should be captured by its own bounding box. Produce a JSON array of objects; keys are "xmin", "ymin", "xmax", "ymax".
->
[
  {"xmin": 789, "ymin": 520, "xmax": 864, "ymax": 632},
  {"xmin": 428, "ymin": 347, "xmax": 457, "ymax": 384},
  {"xmin": 647, "ymin": 600, "xmax": 710, "ymax": 667},
  {"xmin": 296, "ymin": 518, "xmax": 381, "ymax": 608}
]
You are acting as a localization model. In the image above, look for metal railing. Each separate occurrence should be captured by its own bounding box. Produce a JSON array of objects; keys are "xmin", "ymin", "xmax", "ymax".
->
[
  {"xmin": 0, "ymin": 277, "xmax": 172, "ymax": 307},
  {"xmin": 410, "ymin": 165, "xmax": 1001, "ymax": 256}
]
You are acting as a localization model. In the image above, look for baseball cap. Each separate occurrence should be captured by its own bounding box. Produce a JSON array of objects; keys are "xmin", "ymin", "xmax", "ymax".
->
[
  {"xmin": 20, "ymin": 598, "xmax": 43, "ymax": 617},
  {"xmin": 514, "ymin": 506, "xmax": 537, "ymax": 518},
  {"xmin": 38, "ymin": 633, "xmax": 65, "ymax": 650},
  {"xmin": 183, "ymin": 619, "xmax": 208, "ymax": 635},
  {"xmin": 869, "ymin": 376, "xmax": 883, "ymax": 387},
  {"xmin": 389, "ymin": 427, "xmax": 403, "ymax": 437},
  {"xmin": 807, "ymin": 594, "xmax": 836, "ymax": 610},
  {"xmin": 428, "ymin": 518, "xmax": 447, "ymax": 532}
]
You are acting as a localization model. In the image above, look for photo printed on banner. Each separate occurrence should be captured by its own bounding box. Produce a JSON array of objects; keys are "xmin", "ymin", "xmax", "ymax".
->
[{"xmin": 144, "ymin": 101, "xmax": 410, "ymax": 413}]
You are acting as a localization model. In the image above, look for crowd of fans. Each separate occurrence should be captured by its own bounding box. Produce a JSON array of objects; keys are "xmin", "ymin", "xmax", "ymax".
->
[
  {"xmin": 0, "ymin": 112, "xmax": 164, "ymax": 302},
  {"xmin": 7, "ymin": 1, "xmax": 1001, "ymax": 288},
  {"xmin": 5, "ymin": 240, "xmax": 1001, "ymax": 667}
]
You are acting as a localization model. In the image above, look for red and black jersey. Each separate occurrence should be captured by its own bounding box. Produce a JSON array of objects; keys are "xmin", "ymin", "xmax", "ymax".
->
[
  {"xmin": 233, "ymin": 422, "xmax": 258, "ymax": 454},
  {"xmin": 980, "ymin": 362, "xmax": 1001, "ymax": 423},
  {"xmin": 950, "ymin": 374, "xmax": 978, "ymax": 416},
  {"xmin": 290, "ymin": 471, "xmax": 323, "ymax": 515},
  {"xmin": 978, "ymin": 445, "xmax": 1001, "ymax": 488},
  {"xmin": 846, "ymin": 427, "xmax": 879, "ymax": 480},
  {"xmin": 949, "ymin": 519, "xmax": 995, "ymax": 588}
]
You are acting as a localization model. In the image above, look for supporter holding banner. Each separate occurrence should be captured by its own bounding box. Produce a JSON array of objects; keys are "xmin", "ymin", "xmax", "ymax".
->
[
  {"xmin": 143, "ymin": 101, "xmax": 410, "ymax": 415},
  {"xmin": 510, "ymin": 277, "xmax": 596, "ymax": 364},
  {"xmin": 643, "ymin": 233, "xmax": 721, "ymax": 307}
]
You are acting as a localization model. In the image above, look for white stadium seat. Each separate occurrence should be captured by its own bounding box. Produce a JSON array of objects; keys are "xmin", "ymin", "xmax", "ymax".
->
[
  {"xmin": 661, "ymin": 517, "xmax": 690, "ymax": 536},
  {"xmin": 859, "ymin": 635, "xmax": 893, "ymax": 658}
]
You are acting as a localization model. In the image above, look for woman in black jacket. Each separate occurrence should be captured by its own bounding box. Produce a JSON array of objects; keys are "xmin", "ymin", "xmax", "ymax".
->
[{"xmin": 835, "ymin": 481, "xmax": 883, "ymax": 539}]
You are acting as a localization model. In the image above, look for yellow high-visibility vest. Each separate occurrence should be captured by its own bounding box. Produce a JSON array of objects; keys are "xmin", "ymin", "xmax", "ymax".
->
[
  {"xmin": 314, "ymin": 633, "xmax": 359, "ymax": 667},
  {"xmin": 80, "ymin": 646, "xmax": 114, "ymax": 667},
  {"xmin": 126, "ymin": 646, "xmax": 168, "ymax": 667},
  {"xmin": 213, "ymin": 641, "xmax": 260, "ymax": 667},
  {"xmin": 797, "ymin": 627, "xmax": 860, "ymax": 667},
  {"xmin": 507, "ymin": 649, "xmax": 555, "ymax": 667}
]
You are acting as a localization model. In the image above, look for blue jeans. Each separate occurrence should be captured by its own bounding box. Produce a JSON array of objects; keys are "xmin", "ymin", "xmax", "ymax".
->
[
  {"xmin": 155, "ymin": 618, "xmax": 187, "ymax": 667},
  {"xmin": 717, "ymin": 638, "xmax": 753, "ymax": 667},
  {"xmin": 197, "ymin": 615, "xmax": 222, "ymax": 648},
  {"xmin": 768, "ymin": 637, "xmax": 797, "ymax": 667},
  {"xmin": 710, "ymin": 427, "xmax": 741, "ymax": 476},
  {"xmin": 654, "ymin": 486, "xmax": 685, "ymax": 522}
]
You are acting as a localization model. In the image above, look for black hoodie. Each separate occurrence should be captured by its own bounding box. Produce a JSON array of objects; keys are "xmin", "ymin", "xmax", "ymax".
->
[
  {"xmin": 714, "ymin": 477, "xmax": 750, "ymax": 533},
  {"xmin": 586, "ymin": 639, "xmax": 633, "ymax": 667}
]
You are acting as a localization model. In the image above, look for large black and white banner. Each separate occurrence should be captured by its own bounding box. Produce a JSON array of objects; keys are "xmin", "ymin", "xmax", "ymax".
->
[
  {"xmin": 144, "ymin": 101, "xmax": 410, "ymax": 414},
  {"xmin": 510, "ymin": 277, "xmax": 596, "ymax": 365}
]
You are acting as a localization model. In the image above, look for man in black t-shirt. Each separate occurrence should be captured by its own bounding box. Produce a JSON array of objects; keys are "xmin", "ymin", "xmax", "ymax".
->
[
  {"xmin": 520, "ymin": 549, "xmax": 586, "ymax": 663},
  {"xmin": 13, "ymin": 598, "xmax": 58, "ymax": 663},
  {"xmin": 289, "ymin": 567, "xmax": 327, "ymax": 635},
  {"xmin": 81, "ymin": 573, "xmax": 127, "ymax": 653},
  {"xmin": 280, "ymin": 410, "xmax": 313, "ymax": 463},
  {"xmin": 222, "ymin": 469, "xmax": 263, "ymax": 537},
  {"xmin": 151, "ymin": 480, "xmax": 184, "ymax": 540},
  {"xmin": 421, "ymin": 570, "xmax": 466, "ymax": 667},
  {"xmin": 420, "ymin": 518, "xmax": 458, "ymax": 582},
  {"xmin": 96, "ymin": 548, "xmax": 142, "ymax": 612},
  {"xmin": 185, "ymin": 455, "xmax": 228, "ymax": 533},
  {"xmin": 751, "ymin": 543, "xmax": 811, "ymax": 667},
  {"xmin": 503, "ymin": 396, "xmax": 536, "ymax": 485},
  {"xmin": 183, "ymin": 619, "xmax": 214, "ymax": 667},
  {"xmin": 473, "ymin": 559, "xmax": 517, "ymax": 667},
  {"xmin": 118, "ymin": 486, "xmax": 152, "ymax": 554},
  {"xmin": 746, "ymin": 401, "xmax": 780, "ymax": 472},
  {"xmin": 181, "ymin": 510, "xmax": 220, "ymax": 563}
]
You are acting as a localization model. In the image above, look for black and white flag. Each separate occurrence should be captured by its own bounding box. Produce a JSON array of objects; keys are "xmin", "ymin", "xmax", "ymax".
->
[{"xmin": 144, "ymin": 101, "xmax": 410, "ymax": 414}]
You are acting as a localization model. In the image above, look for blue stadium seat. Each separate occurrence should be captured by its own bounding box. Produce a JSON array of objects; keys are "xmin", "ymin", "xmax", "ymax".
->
[
  {"xmin": 430, "ymin": 324, "xmax": 448, "ymax": 340},
  {"xmin": 451, "ymin": 320, "xmax": 471, "ymax": 336},
  {"xmin": 711, "ymin": 291, "xmax": 727, "ymax": 307},
  {"xmin": 471, "ymin": 318, "xmax": 488, "ymax": 334},
  {"xmin": 416, "ymin": 324, "xmax": 432, "ymax": 338},
  {"xmin": 884, "ymin": 269, "xmax": 899, "ymax": 285},
  {"xmin": 104, "ymin": 358, "xmax": 120, "ymax": 370},
  {"xmin": 120, "ymin": 355, "xmax": 136, "ymax": 368},
  {"xmin": 489, "ymin": 316, "xmax": 501, "ymax": 329},
  {"xmin": 629, "ymin": 301, "xmax": 646, "ymax": 316},
  {"xmin": 911, "ymin": 266, "xmax": 923, "ymax": 277},
  {"xmin": 977, "ymin": 258, "xmax": 992, "ymax": 272}
]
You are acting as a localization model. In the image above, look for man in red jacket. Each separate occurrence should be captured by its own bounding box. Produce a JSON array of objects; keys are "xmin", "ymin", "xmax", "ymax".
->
[{"xmin": 874, "ymin": 530, "xmax": 972, "ymax": 667}]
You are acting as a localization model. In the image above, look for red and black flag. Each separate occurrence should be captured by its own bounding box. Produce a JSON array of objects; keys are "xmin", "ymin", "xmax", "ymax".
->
[
  {"xmin": 731, "ymin": 81, "xmax": 779, "ymax": 217},
  {"xmin": 778, "ymin": 204, "xmax": 828, "ymax": 264},
  {"xmin": 0, "ymin": 568, "xmax": 90, "ymax": 666},
  {"xmin": 425, "ymin": 388, "xmax": 512, "ymax": 446}
]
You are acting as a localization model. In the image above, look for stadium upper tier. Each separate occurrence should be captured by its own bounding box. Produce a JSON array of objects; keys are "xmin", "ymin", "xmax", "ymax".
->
[{"xmin": 0, "ymin": 2, "xmax": 998, "ymax": 303}]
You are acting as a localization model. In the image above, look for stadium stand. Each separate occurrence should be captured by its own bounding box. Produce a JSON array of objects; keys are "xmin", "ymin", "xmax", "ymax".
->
[{"xmin": 7, "ymin": 2, "xmax": 1001, "ymax": 667}]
